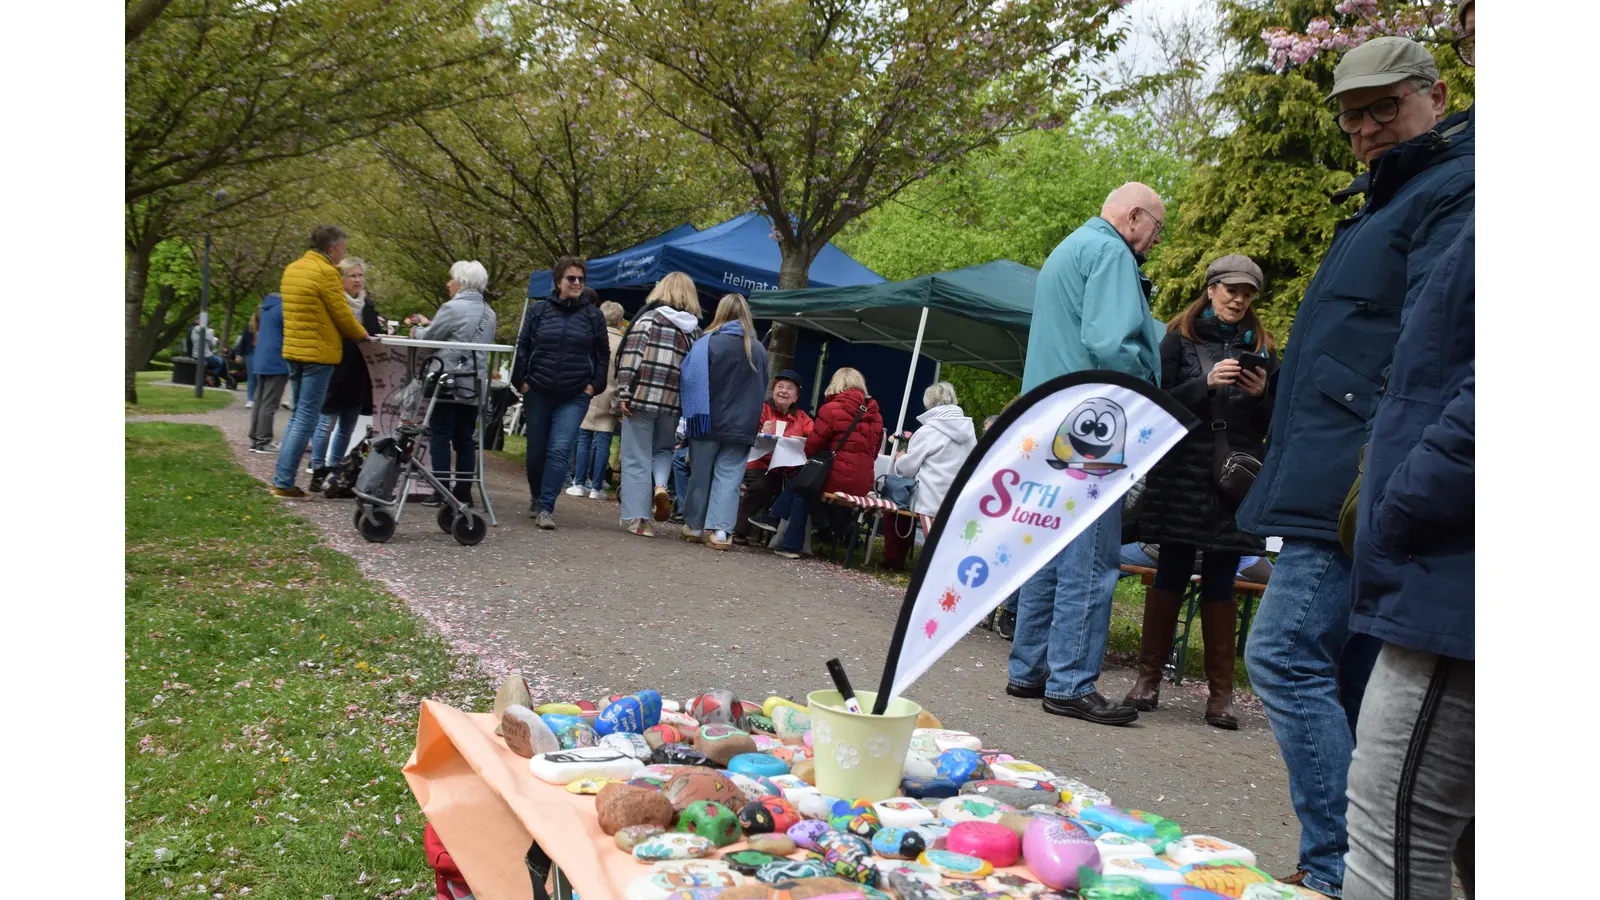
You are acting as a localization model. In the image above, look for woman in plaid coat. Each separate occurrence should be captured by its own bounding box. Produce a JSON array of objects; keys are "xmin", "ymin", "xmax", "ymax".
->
[{"xmin": 613, "ymin": 272, "xmax": 702, "ymax": 536}]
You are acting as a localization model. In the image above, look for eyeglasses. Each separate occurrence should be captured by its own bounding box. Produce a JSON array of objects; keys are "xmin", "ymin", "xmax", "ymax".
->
[
  {"xmin": 1453, "ymin": 34, "xmax": 1474, "ymax": 67},
  {"xmin": 1136, "ymin": 207, "xmax": 1165, "ymax": 238},
  {"xmin": 563, "ymin": 275, "xmax": 586, "ymax": 284},
  {"xmin": 1333, "ymin": 83, "xmax": 1426, "ymax": 135}
]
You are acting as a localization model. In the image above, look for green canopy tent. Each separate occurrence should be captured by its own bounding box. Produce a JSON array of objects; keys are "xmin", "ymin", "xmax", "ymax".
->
[{"xmin": 748, "ymin": 259, "xmax": 1037, "ymax": 435}]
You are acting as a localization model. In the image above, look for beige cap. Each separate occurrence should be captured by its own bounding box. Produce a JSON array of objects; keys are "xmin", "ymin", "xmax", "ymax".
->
[
  {"xmin": 1326, "ymin": 37, "xmax": 1439, "ymax": 101},
  {"xmin": 1205, "ymin": 255, "xmax": 1263, "ymax": 291}
]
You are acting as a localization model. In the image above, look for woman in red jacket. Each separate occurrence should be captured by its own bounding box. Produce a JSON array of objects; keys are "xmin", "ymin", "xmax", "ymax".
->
[{"xmin": 759, "ymin": 368, "xmax": 883, "ymax": 559}]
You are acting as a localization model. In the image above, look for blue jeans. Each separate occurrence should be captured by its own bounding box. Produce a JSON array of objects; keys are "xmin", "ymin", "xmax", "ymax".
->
[
  {"xmin": 1007, "ymin": 503, "xmax": 1123, "ymax": 700},
  {"xmin": 522, "ymin": 389, "xmax": 590, "ymax": 514},
  {"xmin": 311, "ymin": 408, "xmax": 361, "ymax": 469},
  {"xmin": 1243, "ymin": 538, "xmax": 1382, "ymax": 897},
  {"xmin": 273, "ymin": 363, "xmax": 335, "ymax": 489},
  {"xmin": 619, "ymin": 410, "xmax": 678, "ymax": 522},
  {"xmin": 429, "ymin": 402, "xmax": 478, "ymax": 499},
  {"xmin": 573, "ymin": 429, "xmax": 614, "ymax": 491},
  {"xmin": 772, "ymin": 488, "xmax": 810, "ymax": 552},
  {"xmin": 247, "ymin": 370, "xmax": 258, "ymax": 403},
  {"xmin": 672, "ymin": 446, "xmax": 691, "ymax": 515},
  {"xmin": 684, "ymin": 439, "xmax": 750, "ymax": 534},
  {"xmin": 1119, "ymin": 542, "xmax": 1157, "ymax": 569}
]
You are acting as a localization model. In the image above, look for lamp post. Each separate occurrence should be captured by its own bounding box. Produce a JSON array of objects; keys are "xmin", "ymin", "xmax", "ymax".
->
[{"xmin": 194, "ymin": 189, "xmax": 227, "ymax": 398}]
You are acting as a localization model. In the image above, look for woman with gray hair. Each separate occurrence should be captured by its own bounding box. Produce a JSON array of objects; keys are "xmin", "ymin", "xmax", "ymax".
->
[
  {"xmin": 882, "ymin": 380, "xmax": 976, "ymax": 570},
  {"xmin": 414, "ymin": 260, "xmax": 498, "ymax": 506},
  {"xmin": 307, "ymin": 255, "xmax": 382, "ymax": 493}
]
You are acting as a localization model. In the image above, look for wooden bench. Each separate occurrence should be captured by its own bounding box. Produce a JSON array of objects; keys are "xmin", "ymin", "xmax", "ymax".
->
[
  {"xmin": 821, "ymin": 492, "xmax": 934, "ymax": 569},
  {"xmin": 1119, "ymin": 564, "xmax": 1267, "ymax": 686},
  {"xmin": 169, "ymin": 356, "xmax": 199, "ymax": 386}
]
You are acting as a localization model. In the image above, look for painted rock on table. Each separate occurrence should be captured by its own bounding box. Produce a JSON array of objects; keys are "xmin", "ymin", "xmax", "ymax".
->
[
  {"xmin": 740, "ymin": 712, "xmax": 776, "ymax": 734},
  {"xmin": 664, "ymin": 769, "xmax": 748, "ymax": 813},
  {"xmin": 1068, "ymin": 816, "xmax": 1111, "ymax": 840},
  {"xmin": 535, "ymin": 702, "xmax": 582, "ymax": 716},
  {"xmin": 722, "ymin": 849, "xmax": 787, "ymax": 876},
  {"xmin": 634, "ymin": 689, "xmax": 664, "ymax": 729},
  {"xmin": 1076, "ymin": 807, "xmax": 1182, "ymax": 855},
  {"xmin": 597, "ymin": 783, "xmax": 676, "ymax": 834},
  {"xmin": 947, "ymin": 821, "xmax": 1021, "ymax": 868},
  {"xmin": 841, "ymin": 813, "xmax": 881, "ymax": 839},
  {"xmin": 962, "ymin": 781, "xmax": 1056, "ymax": 809},
  {"xmin": 901, "ymin": 752, "xmax": 940, "ymax": 780},
  {"xmin": 565, "ymin": 777, "xmax": 622, "ymax": 795},
  {"xmin": 1180, "ymin": 860, "xmax": 1273, "ymax": 896},
  {"xmin": 676, "ymin": 800, "xmax": 742, "ymax": 846},
  {"xmin": 790, "ymin": 757, "xmax": 817, "ymax": 785},
  {"xmin": 529, "ymin": 747, "xmax": 644, "ymax": 785},
  {"xmin": 1093, "ymin": 832, "xmax": 1154, "ymax": 862},
  {"xmin": 540, "ymin": 713, "xmax": 598, "ymax": 749},
  {"xmin": 902, "ymin": 775, "xmax": 961, "ymax": 800},
  {"xmin": 1099, "ymin": 855, "xmax": 1184, "ymax": 885},
  {"xmin": 633, "ymin": 832, "xmax": 717, "ymax": 862},
  {"xmin": 614, "ymin": 824, "xmax": 667, "ymax": 852},
  {"xmin": 625, "ymin": 864, "xmax": 744, "ymax": 900},
  {"xmin": 650, "ymin": 743, "xmax": 718, "ymax": 769},
  {"xmin": 918, "ymin": 728, "xmax": 982, "ymax": 752},
  {"xmin": 768, "ymin": 745, "xmax": 810, "ymax": 767},
  {"xmin": 754, "ymin": 858, "xmax": 830, "ymax": 884},
  {"xmin": 1239, "ymin": 884, "xmax": 1308, "ymax": 900},
  {"xmin": 990, "ymin": 761, "xmax": 1056, "ymax": 783},
  {"xmin": 690, "ymin": 690, "xmax": 740, "ymax": 726},
  {"xmin": 745, "ymin": 833, "xmax": 796, "ymax": 856},
  {"xmin": 751, "ymin": 733, "xmax": 785, "ymax": 753},
  {"xmin": 737, "ymin": 795, "xmax": 801, "ymax": 835},
  {"xmin": 984, "ymin": 872, "xmax": 1052, "ymax": 896},
  {"xmin": 916, "ymin": 849, "xmax": 994, "ymax": 879},
  {"xmin": 627, "ymin": 776, "xmax": 669, "ymax": 792},
  {"xmin": 935, "ymin": 748, "xmax": 992, "ymax": 785},
  {"xmin": 871, "ymin": 826, "xmax": 928, "ymax": 859},
  {"xmin": 597, "ymin": 696, "xmax": 648, "ymax": 736},
  {"xmin": 816, "ymin": 830, "xmax": 873, "ymax": 858},
  {"xmin": 1021, "ymin": 817, "xmax": 1099, "ymax": 891},
  {"xmin": 763, "ymin": 696, "xmax": 806, "ymax": 718},
  {"xmin": 727, "ymin": 752, "xmax": 790, "ymax": 779},
  {"xmin": 726, "ymin": 772, "xmax": 783, "ymax": 802},
  {"xmin": 642, "ymin": 764, "xmax": 692, "ymax": 780},
  {"xmin": 779, "ymin": 782, "xmax": 821, "ymax": 807},
  {"xmin": 645, "ymin": 725, "xmax": 688, "ymax": 749},
  {"xmin": 883, "ymin": 867, "xmax": 949, "ymax": 900},
  {"xmin": 501, "ymin": 704, "xmax": 561, "ymax": 758},
  {"xmin": 825, "ymin": 840, "xmax": 879, "ymax": 886},
  {"xmin": 696, "ymin": 725, "xmax": 759, "ymax": 766},
  {"xmin": 661, "ymin": 710, "xmax": 700, "ymax": 729},
  {"xmin": 602, "ymin": 732, "xmax": 655, "ymax": 760},
  {"xmin": 1167, "ymin": 835, "xmax": 1257, "ymax": 868},
  {"xmin": 771, "ymin": 705, "xmax": 813, "ymax": 743},
  {"xmin": 492, "ymin": 675, "xmax": 533, "ymax": 735},
  {"xmin": 786, "ymin": 818, "xmax": 833, "ymax": 851},
  {"xmin": 873, "ymin": 796, "xmax": 936, "ymax": 828},
  {"xmin": 1058, "ymin": 781, "xmax": 1112, "ymax": 816},
  {"xmin": 795, "ymin": 791, "xmax": 843, "ymax": 820},
  {"xmin": 937, "ymin": 796, "xmax": 1013, "ymax": 823}
]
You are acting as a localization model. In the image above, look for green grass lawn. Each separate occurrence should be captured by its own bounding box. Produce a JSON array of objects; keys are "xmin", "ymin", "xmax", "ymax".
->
[
  {"xmin": 125, "ymin": 423, "xmax": 481, "ymax": 898},
  {"xmin": 128, "ymin": 370, "xmax": 236, "ymax": 416}
]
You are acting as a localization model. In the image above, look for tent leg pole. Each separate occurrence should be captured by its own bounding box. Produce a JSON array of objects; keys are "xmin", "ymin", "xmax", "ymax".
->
[
  {"xmin": 892, "ymin": 306, "xmax": 929, "ymax": 446},
  {"xmin": 812, "ymin": 340, "xmax": 828, "ymax": 411}
]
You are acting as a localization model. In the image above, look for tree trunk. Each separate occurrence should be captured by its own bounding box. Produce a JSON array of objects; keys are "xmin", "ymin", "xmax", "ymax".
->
[
  {"xmin": 768, "ymin": 242, "xmax": 813, "ymax": 374},
  {"xmin": 125, "ymin": 238, "xmax": 156, "ymax": 404}
]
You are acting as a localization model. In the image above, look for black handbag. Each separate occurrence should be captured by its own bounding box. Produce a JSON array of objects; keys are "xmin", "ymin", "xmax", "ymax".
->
[
  {"xmin": 790, "ymin": 401, "xmax": 868, "ymax": 498},
  {"xmin": 1192, "ymin": 341, "xmax": 1262, "ymax": 512}
]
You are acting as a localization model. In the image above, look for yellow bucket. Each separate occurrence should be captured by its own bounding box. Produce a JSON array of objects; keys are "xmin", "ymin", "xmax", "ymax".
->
[{"xmin": 806, "ymin": 690, "xmax": 922, "ymax": 802}]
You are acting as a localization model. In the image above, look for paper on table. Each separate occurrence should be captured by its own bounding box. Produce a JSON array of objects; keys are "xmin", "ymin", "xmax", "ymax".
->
[{"xmin": 747, "ymin": 435, "xmax": 808, "ymax": 468}]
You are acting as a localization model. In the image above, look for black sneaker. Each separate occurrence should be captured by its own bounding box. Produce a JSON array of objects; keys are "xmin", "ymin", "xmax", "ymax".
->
[
  {"xmin": 1005, "ymin": 682, "xmax": 1045, "ymax": 699},
  {"xmin": 748, "ymin": 512, "xmax": 780, "ymax": 533},
  {"xmin": 1042, "ymin": 692, "xmax": 1139, "ymax": 726},
  {"xmin": 307, "ymin": 468, "xmax": 329, "ymax": 493},
  {"xmin": 996, "ymin": 608, "xmax": 1017, "ymax": 640}
]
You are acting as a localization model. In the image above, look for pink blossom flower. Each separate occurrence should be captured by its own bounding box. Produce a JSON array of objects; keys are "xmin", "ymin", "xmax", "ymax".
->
[
  {"xmin": 1289, "ymin": 38, "xmax": 1320, "ymax": 64},
  {"xmin": 1307, "ymin": 18, "xmax": 1332, "ymax": 37}
]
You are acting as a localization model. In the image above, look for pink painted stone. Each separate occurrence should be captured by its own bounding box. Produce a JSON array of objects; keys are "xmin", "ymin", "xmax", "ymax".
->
[
  {"xmin": 947, "ymin": 821, "xmax": 1021, "ymax": 868},
  {"xmin": 1021, "ymin": 816, "xmax": 1100, "ymax": 890}
]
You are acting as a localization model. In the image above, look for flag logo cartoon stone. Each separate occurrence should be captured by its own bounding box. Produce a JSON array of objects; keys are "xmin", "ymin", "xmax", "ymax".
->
[{"xmin": 1048, "ymin": 397, "xmax": 1128, "ymax": 476}]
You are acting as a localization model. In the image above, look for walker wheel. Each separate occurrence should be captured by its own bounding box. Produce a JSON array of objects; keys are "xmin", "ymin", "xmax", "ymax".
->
[
  {"xmin": 437, "ymin": 504, "xmax": 456, "ymax": 533},
  {"xmin": 353, "ymin": 503, "xmax": 367, "ymax": 530},
  {"xmin": 357, "ymin": 506, "xmax": 397, "ymax": 543},
  {"xmin": 452, "ymin": 510, "xmax": 487, "ymax": 546}
]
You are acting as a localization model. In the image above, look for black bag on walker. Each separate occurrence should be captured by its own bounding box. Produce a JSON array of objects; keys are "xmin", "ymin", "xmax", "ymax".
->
[{"xmin": 354, "ymin": 437, "xmax": 404, "ymax": 504}]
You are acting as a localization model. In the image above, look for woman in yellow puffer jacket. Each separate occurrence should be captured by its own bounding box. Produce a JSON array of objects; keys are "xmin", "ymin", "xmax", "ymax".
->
[{"xmin": 272, "ymin": 225, "xmax": 370, "ymax": 496}]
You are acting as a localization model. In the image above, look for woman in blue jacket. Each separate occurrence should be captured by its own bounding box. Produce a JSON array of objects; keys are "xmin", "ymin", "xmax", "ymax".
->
[
  {"xmin": 247, "ymin": 293, "xmax": 291, "ymax": 452},
  {"xmin": 679, "ymin": 294, "xmax": 769, "ymax": 550}
]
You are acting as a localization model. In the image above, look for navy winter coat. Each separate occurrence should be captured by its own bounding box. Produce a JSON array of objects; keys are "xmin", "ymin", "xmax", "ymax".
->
[
  {"xmin": 250, "ymin": 293, "xmax": 290, "ymax": 376},
  {"xmin": 511, "ymin": 293, "xmax": 609, "ymax": 399},
  {"xmin": 1237, "ymin": 108, "xmax": 1474, "ymax": 542},
  {"xmin": 1351, "ymin": 217, "xmax": 1474, "ymax": 661},
  {"xmin": 700, "ymin": 329, "xmax": 770, "ymax": 446}
]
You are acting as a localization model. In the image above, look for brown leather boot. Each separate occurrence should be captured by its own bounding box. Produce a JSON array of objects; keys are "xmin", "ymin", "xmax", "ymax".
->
[
  {"xmin": 1124, "ymin": 586, "xmax": 1184, "ymax": 711},
  {"xmin": 1199, "ymin": 598, "xmax": 1240, "ymax": 730}
]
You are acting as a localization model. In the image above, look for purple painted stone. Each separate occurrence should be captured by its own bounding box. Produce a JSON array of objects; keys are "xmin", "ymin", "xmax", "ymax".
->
[{"xmin": 1022, "ymin": 816, "xmax": 1100, "ymax": 891}]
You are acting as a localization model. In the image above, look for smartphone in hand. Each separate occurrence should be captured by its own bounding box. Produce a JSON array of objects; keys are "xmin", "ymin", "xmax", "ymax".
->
[{"xmin": 1237, "ymin": 352, "xmax": 1272, "ymax": 373}]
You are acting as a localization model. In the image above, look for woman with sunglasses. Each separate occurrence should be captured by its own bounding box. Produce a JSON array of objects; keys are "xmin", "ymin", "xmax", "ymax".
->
[{"xmin": 510, "ymin": 255, "xmax": 612, "ymax": 529}]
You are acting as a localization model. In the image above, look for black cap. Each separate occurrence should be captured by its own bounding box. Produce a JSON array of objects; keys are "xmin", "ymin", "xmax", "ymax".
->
[{"xmin": 774, "ymin": 369, "xmax": 804, "ymax": 388}]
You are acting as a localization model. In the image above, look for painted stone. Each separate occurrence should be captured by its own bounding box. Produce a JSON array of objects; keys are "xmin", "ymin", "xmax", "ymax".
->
[
  {"xmin": 661, "ymin": 710, "xmax": 700, "ymax": 729},
  {"xmin": 727, "ymin": 752, "xmax": 790, "ymax": 779},
  {"xmin": 740, "ymin": 712, "xmax": 776, "ymax": 734},
  {"xmin": 947, "ymin": 822, "xmax": 1021, "ymax": 868},
  {"xmin": 722, "ymin": 849, "xmax": 786, "ymax": 876},
  {"xmin": 565, "ymin": 777, "xmax": 622, "ymax": 795},
  {"xmin": 1167, "ymin": 835, "xmax": 1257, "ymax": 868},
  {"xmin": 1057, "ymin": 781, "xmax": 1112, "ymax": 816},
  {"xmin": 816, "ymin": 831, "xmax": 873, "ymax": 858},
  {"xmin": 642, "ymin": 764, "xmax": 693, "ymax": 780},
  {"xmin": 769, "ymin": 745, "xmax": 810, "ymax": 767},
  {"xmin": 902, "ymin": 775, "xmax": 961, "ymax": 800},
  {"xmin": 1093, "ymin": 832, "xmax": 1155, "ymax": 862},
  {"xmin": 916, "ymin": 849, "xmax": 994, "ymax": 879},
  {"xmin": 1099, "ymin": 855, "xmax": 1184, "ymax": 885},
  {"xmin": 535, "ymin": 702, "xmax": 582, "ymax": 716},
  {"xmin": 726, "ymin": 772, "xmax": 783, "ymax": 803},
  {"xmin": 501, "ymin": 704, "xmax": 561, "ymax": 758},
  {"xmin": 646, "ymin": 725, "xmax": 688, "ymax": 749},
  {"xmin": 990, "ymin": 761, "xmax": 1056, "ymax": 783},
  {"xmin": 841, "ymin": 813, "xmax": 881, "ymax": 839},
  {"xmin": 902, "ymin": 752, "xmax": 940, "ymax": 781},
  {"xmin": 575, "ymin": 699, "xmax": 599, "ymax": 714},
  {"xmin": 529, "ymin": 747, "xmax": 643, "ymax": 785},
  {"xmin": 737, "ymin": 795, "xmax": 802, "ymax": 835},
  {"xmin": 602, "ymin": 732, "xmax": 655, "ymax": 761},
  {"xmin": 614, "ymin": 824, "xmax": 667, "ymax": 852},
  {"xmin": 1068, "ymin": 816, "xmax": 1111, "ymax": 839},
  {"xmin": 795, "ymin": 791, "xmax": 844, "ymax": 820},
  {"xmin": 664, "ymin": 769, "xmax": 748, "ymax": 813},
  {"xmin": 627, "ymin": 776, "xmax": 669, "ymax": 792},
  {"xmin": 633, "ymin": 832, "xmax": 717, "ymax": 862},
  {"xmin": 916, "ymin": 728, "xmax": 982, "ymax": 752},
  {"xmin": 625, "ymin": 860, "xmax": 744, "ymax": 900},
  {"xmin": 871, "ymin": 826, "xmax": 928, "ymax": 859},
  {"xmin": 492, "ymin": 675, "xmax": 533, "ymax": 735},
  {"xmin": 882, "ymin": 867, "xmax": 950, "ymax": 900},
  {"xmin": 1075, "ymin": 807, "xmax": 1182, "ymax": 855},
  {"xmin": 746, "ymin": 833, "xmax": 797, "ymax": 856},
  {"xmin": 650, "ymin": 743, "xmax": 718, "ymax": 769},
  {"xmin": 597, "ymin": 696, "xmax": 648, "ymax": 736},
  {"xmin": 633, "ymin": 689, "xmax": 664, "ymax": 729},
  {"xmin": 937, "ymin": 796, "xmax": 1013, "ymax": 823},
  {"xmin": 825, "ymin": 840, "xmax": 879, "ymax": 886},
  {"xmin": 696, "ymin": 725, "xmax": 759, "ymax": 766},
  {"xmin": 935, "ymin": 749, "xmax": 992, "ymax": 785},
  {"xmin": 961, "ymin": 782, "xmax": 1057, "ymax": 810},
  {"xmin": 875, "ymin": 859, "xmax": 941, "ymax": 886},
  {"xmin": 786, "ymin": 818, "xmax": 833, "ymax": 852},
  {"xmin": 676, "ymin": 800, "xmax": 742, "ymax": 847},
  {"xmin": 998, "ymin": 813, "xmax": 1036, "ymax": 840},
  {"xmin": 762, "ymin": 696, "xmax": 807, "ymax": 718},
  {"xmin": 690, "ymin": 690, "xmax": 740, "ymax": 726},
  {"xmin": 1180, "ymin": 860, "xmax": 1273, "ymax": 895},
  {"xmin": 873, "ymin": 796, "xmax": 936, "ymax": 829},
  {"xmin": 772, "ymin": 705, "xmax": 813, "ymax": 743},
  {"xmin": 597, "ymin": 783, "xmax": 675, "ymax": 835},
  {"xmin": 1021, "ymin": 817, "xmax": 1099, "ymax": 891},
  {"xmin": 915, "ymin": 710, "xmax": 943, "ymax": 729},
  {"xmin": 754, "ymin": 858, "xmax": 830, "ymax": 884},
  {"xmin": 780, "ymin": 781, "xmax": 822, "ymax": 807},
  {"xmin": 541, "ymin": 713, "xmax": 599, "ymax": 749},
  {"xmin": 1239, "ymin": 884, "xmax": 1305, "ymax": 900},
  {"xmin": 791, "ymin": 758, "xmax": 817, "ymax": 785},
  {"xmin": 751, "ymin": 733, "xmax": 785, "ymax": 753},
  {"xmin": 984, "ymin": 873, "xmax": 1052, "ymax": 896},
  {"xmin": 912, "ymin": 820, "xmax": 954, "ymax": 846}
]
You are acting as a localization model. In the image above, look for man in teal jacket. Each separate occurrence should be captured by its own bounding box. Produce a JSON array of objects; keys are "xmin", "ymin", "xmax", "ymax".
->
[{"xmin": 1006, "ymin": 182, "xmax": 1165, "ymax": 726}]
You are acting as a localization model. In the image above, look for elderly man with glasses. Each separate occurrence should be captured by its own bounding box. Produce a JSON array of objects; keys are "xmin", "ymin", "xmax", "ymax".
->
[{"xmin": 1233, "ymin": 35, "xmax": 1474, "ymax": 899}]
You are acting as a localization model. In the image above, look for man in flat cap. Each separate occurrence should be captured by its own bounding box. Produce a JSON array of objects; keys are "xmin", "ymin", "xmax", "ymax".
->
[{"xmin": 1234, "ymin": 32, "xmax": 1475, "ymax": 899}]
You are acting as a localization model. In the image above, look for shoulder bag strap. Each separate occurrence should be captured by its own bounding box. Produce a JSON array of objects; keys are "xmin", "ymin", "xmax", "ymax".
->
[
  {"xmin": 831, "ymin": 402, "xmax": 869, "ymax": 455},
  {"xmin": 1190, "ymin": 341, "xmax": 1233, "ymax": 476}
]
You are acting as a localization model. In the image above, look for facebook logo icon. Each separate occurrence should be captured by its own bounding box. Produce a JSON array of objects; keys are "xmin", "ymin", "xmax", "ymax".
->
[{"xmin": 956, "ymin": 556, "xmax": 989, "ymax": 589}]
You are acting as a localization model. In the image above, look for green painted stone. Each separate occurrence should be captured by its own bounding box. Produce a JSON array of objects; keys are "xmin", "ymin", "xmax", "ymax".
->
[
  {"xmin": 741, "ymin": 712, "xmax": 776, "ymax": 734},
  {"xmin": 675, "ymin": 800, "xmax": 743, "ymax": 847},
  {"xmin": 722, "ymin": 849, "xmax": 785, "ymax": 875}
]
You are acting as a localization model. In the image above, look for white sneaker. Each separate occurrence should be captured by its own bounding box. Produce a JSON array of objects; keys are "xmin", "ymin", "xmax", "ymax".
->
[
  {"xmin": 588, "ymin": 489, "xmax": 606, "ymax": 500},
  {"xmin": 565, "ymin": 485, "xmax": 587, "ymax": 497},
  {"xmin": 245, "ymin": 400, "xmax": 255, "ymax": 409}
]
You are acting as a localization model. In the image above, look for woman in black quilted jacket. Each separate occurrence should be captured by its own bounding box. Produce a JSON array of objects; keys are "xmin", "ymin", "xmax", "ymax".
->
[{"xmin": 1127, "ymin": 255, "xmax": 1278, "ymax": 730}]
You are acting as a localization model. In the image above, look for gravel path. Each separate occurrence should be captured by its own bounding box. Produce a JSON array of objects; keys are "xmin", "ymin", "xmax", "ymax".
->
[{"xmin": 130, "ymin": 403, "xmax": 1304, "ymax": 877}]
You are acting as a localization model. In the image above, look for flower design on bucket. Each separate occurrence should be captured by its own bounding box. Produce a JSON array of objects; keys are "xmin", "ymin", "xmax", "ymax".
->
[
  {"xmin": 835, "ymin": 742, "xmax": 860, "ymax": 769},
  {"xmin": 814, "ymin": 719, "xmax": 833, "ymax": 745},
  {"xmin": 866, "ymin": 734, "xmax": 890, "ymax": 758}
]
